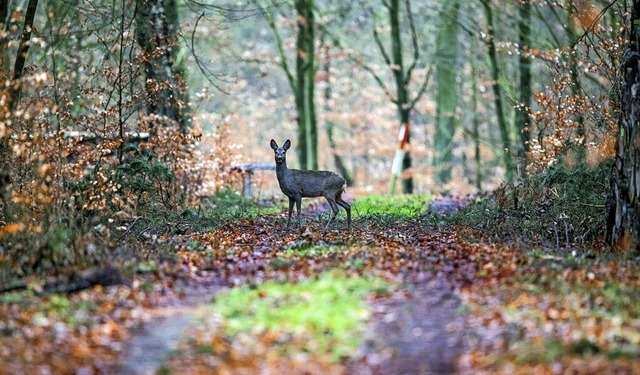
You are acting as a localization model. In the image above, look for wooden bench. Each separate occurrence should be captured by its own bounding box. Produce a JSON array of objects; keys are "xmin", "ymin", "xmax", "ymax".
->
[{"xmin": 231, "ymin": 163, "xmax": 275, "ymax": 197}]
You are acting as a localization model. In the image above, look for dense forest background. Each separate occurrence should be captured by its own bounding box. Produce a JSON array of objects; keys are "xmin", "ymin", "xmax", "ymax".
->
[{"xmin": 0, "ymin": 0, "xmax": 628, "ymax": 274}]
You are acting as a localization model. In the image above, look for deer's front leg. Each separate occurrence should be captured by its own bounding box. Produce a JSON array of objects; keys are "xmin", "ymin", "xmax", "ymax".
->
[{"xmin": 286, "ymin": 197, "xmax": 295, "ymax": 230}]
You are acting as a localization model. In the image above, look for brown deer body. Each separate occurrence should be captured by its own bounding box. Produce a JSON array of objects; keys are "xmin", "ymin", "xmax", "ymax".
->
[{"xmin": 270, "ymin": 139, "xmax": 351, "ymax": 230}]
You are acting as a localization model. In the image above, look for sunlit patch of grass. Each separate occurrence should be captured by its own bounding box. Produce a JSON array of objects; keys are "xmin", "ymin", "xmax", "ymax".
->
[
  {"xmin": 203, "ymin": 270, "xmax": 387, "ymax": 362},
  {"xmin": 352, "ymin": 194, "xmax": 431, "ymax": 218},
  {"xmin": 197, "ymin": 188, "xmax": 263, "ymax": 223}
]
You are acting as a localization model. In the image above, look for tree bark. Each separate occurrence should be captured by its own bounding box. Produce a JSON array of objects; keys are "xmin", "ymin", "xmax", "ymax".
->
[
  {"xmin": 481, "ymin": 0, "xmax": 514, "ymax": 181},
  {"xmin": 516, "ymin": 0, "xmax": 532, "ymax": 169},
  {"xmin": 606, "ymin": 0, "xmax": 640, "ymax": 252},
  {"xmin": 471, "ymin": 52, "xmax": 482, "ymax": 191},
  {"xmin": 322, "ymin": 57, "xmax": 354, "ymax": 185},
  {"xmin": 1, "ymin": 0, "xmax": 39, "ymax": 221},
  {"xmin": 294, "ymin": 0, "xmax": 318, "ymax": 170},
  {"xmin": 389, "ymin": 0, "xmax": 413, "ymax": 193},
  {"xmin": 135, "ymin": 0, "xmax": 190, "ymax": 130},
  {"xmin": 434, "ymin": 1, "xmax": 459, "ymax": 186},
  {"xmin": 0, "ymin": 0, "xmax": 11, "ymax": 222}
]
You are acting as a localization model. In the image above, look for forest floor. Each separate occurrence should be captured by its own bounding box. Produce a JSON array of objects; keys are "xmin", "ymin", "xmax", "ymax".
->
[{"xmin": 2, "ymin": 196, "xmax": 640, "ymax": 374}]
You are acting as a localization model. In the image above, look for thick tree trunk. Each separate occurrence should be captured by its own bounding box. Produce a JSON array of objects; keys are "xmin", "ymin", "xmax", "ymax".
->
[
  {"xmin": 606, "ymin": 0, "xmax": 640, "ymax": 252},
  {"xmin": 516, "ymin": 0, "xmax": 532, "ymax": 169},
  {"xmin": 135, "ymin": 0, "xmax": 189, "ymax": 130},
  {"xmin": 0, "ymin": 0, "xmax": 38, "ymax": 221},
  {"xmin": 434, "ymin": 1, "xmax": 459, "ymax": 187},
  {"xmin": 295, "ymin": 0, "xmax": 317, "ymax": 170}
]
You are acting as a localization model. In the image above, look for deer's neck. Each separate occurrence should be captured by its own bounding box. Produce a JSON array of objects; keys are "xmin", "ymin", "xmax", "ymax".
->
[{"xmin": 276, "ymin": 161, "xmax": 289, "ymax": 181}]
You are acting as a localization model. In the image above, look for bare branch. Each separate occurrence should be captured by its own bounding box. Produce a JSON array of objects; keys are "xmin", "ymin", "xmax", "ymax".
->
[
  {"xmin": 253, "ymin": 0, "xmax": 297, "ymax": 91},
  {"xmin": 373, "ymin": 25, "xmax": 392, "ymax": 66},
  {"xmin": 361, "ymin": 63, "xmax": 396, "ymax": 103},
  {"xmin": 190, "ymin": 12, "xmax": 232, "ymax": 95},
  {"xmin": 404, "ymin": 0, "xmax": 420, "ymax": 87},
  {"xmin": 409, "ymin": 64, "xmax": 433, "ymax": 110},
  {"xmin": 575, "ymin": 0, "xmax": 620, "ymax": 44}
]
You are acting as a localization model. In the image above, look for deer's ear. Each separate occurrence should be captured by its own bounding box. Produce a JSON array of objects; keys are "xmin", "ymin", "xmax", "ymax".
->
[
  {"xmin": 270, "ymin": 139, "xmax": 278, "ymax": 150},
  {"xmin": 283, "ymin": 139, "xmax": 291, "ymax": 150}
]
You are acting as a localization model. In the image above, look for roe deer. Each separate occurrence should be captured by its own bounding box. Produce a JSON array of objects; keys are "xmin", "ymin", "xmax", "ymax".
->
[{"xmin": 270, "ymin": 139, "xmax": 351, "ymax": 230}]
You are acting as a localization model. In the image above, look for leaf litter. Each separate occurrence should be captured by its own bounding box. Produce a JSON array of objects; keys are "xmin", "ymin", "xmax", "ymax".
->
[{"xmin": 1, "ymin": 199, "xmax": 640, "ymax": 374}]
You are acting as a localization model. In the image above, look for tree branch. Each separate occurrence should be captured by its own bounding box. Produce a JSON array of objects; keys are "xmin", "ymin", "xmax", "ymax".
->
[
  {"xmin": 404, "ymin": 0, "xmax": 420, "ymax": 87},
  {"xmin": 373, "ymin": 25, "xmax": 392, "ymax": 66},
  {"xmin": 361, "ymin": 63, "xmax": 396, "ymax": 103},
  {"xmin": 190, "ymin": 12, "xmax": 233, "ymax": 95},
  {"xmin": 254, "ymin": 0, "xmax": 297, "ymax": 92},
  {"xmin": 10, "ymin": 0, "xmax": 38, "ymax": 108},
  {"xmin": 409, "ymin": 64, "xmax": 433, "ymax": 110}
]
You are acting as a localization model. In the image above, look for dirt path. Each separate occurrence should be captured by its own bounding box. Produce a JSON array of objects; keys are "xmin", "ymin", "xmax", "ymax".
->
[
  {"xmin": 362, "ymin": 280, "xmax": 464, "ymax": 375},
  {"xmin": 117, "ymin": 286, "xmax": 219, "ymax": 374},
  {"xmin": 116, "ymin": 198, "xmax": 471, "ymax": 374}
]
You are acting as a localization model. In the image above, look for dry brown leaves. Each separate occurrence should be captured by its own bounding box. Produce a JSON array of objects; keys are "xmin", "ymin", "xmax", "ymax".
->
[{"xmin": 2, "ymin": 213, "xmax": 640, "ymax": 374}]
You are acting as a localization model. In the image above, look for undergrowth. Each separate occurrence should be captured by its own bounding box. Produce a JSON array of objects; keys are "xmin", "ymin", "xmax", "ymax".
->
[{"xmin": 453, "ymin": 153, "xmax": 612, "ymax": 249}]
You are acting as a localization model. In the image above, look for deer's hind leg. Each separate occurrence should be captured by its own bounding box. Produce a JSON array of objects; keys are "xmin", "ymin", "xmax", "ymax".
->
[
  {"xmin": 324, "ymin": 196, "xmax": 340, "ymax": 230},
  {"xmin": 336, "ymin": 193, "xmax": 351, "ymax": 227}
]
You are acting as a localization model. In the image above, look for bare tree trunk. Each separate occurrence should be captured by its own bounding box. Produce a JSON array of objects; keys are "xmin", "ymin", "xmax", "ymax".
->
[
  {"xmin": 471, "ymin": 54, "xmax": 482, "ymax": 191},
  {"xmin": 606, "ymin": 0, "xmax": 640, "ymax": 252},
  {"xmin": 434, "ymin": 0, "xmax": 459, "ymax": 187},
  {"xmin": 516, "ymin": 0, "xmax": 532, "ymax": 169},
  {"xmin": 369, "ymin": 0, "xmax": 429, "ymax": 194},
  {"xmin": 135, "ymin": 0, "xmax": 189, "ymax": 130},
  {"xmin": 0, "ymin": 0, "xmax": 11, "ymax": 221},
  {"xmin": 481, "ymin": 0, "xmax": 514, "ymax": 181},
  {"xmin": 294, "ymin": 0, "xmax": 318, "ymax": 170},
  {"xmin": 322, "ymin": 57, "xmax": 354, "ymax": 185},
  {"xmin": 389, "ymin": 0, "xmax": 413, "ymax": 194},
  {"xmin": 0, "ymin": 0, "xmax": 39, "ymax": 221}
]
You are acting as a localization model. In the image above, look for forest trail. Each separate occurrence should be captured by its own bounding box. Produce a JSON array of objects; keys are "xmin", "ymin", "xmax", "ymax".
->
[
  {"xmin": 116, "ymin": 268, "xmax": 466, "ymax": 375},
  {"xmin": 115, "ymin": 198, "xmax": 471, "ymax": 374},
  {"xmin": 4, "ymin": 196, "xmax": 640, "ymax": 374}
]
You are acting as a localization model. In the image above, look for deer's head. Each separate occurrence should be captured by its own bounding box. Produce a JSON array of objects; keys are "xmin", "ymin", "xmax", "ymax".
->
[{"xmin": 270, "ymin": 139, "xmax": 290, "ymax": 165}]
